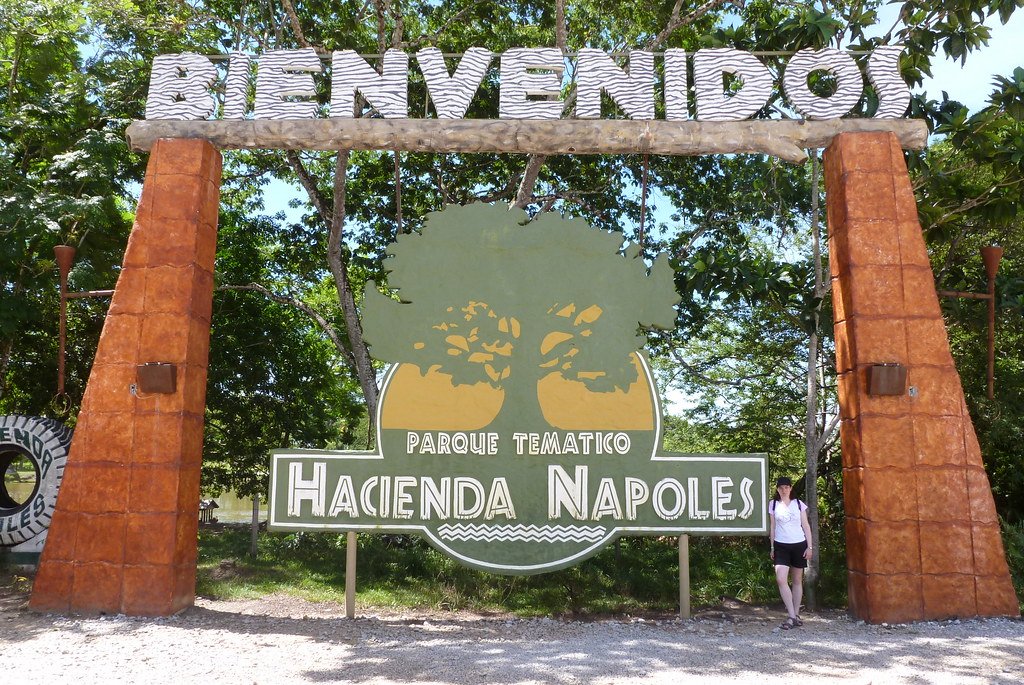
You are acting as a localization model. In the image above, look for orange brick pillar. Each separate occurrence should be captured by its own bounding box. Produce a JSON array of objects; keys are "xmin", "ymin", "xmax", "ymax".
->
[
  {"xmin": 825, "ymin": 132, "xmax": 1019, "ymax": 623},
  {"xmin": 30, "ymin": 139, "xmax": 221, "ymax": 615}
]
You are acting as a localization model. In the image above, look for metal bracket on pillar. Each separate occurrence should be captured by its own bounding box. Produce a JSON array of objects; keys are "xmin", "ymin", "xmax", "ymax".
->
[
  {"xmin": 937, "ymin": 245, "xmax": 1003, "ymax": 400},
  {"xmin": 53, "ymin": 245, "xmax": 116, "ymax": 408}
]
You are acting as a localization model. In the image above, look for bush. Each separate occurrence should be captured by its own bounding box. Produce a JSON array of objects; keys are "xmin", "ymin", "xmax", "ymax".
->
[
  {"xmin": 196, "ymin": 526, "xmax": 845, "ymax": 615},
  {"xmin": 1001, "ymin": 517, "xmax": 1024, "ymax": 609}
]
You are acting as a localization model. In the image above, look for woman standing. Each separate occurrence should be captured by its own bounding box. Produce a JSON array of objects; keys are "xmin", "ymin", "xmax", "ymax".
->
[{"xmin": 769, "ymin": 476, "xmax": 813, "ymax": 630}]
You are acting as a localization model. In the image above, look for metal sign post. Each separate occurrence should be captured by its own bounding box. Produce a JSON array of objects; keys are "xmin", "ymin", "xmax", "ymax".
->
[
  {"xmin": 345, "ymin": 532, "xmax": 357, "ymax": 619},
  {"xmin": 679, "ymin": 534, "xmax": 690, "ymax": 620}
]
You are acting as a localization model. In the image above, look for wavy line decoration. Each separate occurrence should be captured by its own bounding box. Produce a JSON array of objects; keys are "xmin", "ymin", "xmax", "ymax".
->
[
  {"xmin": 144, "ymin": 47, "xmax": 913, "ymax": 124},
  {"xmin": 664, "ymin": 49, "xmax": 689, "ymax": 120},
  {"xmin": 436, "ymin": 523, "xmax": 608, "ymax": 543},
  {"xmin": 222, "ymin": 53, "xmax": 251, "ymax": 120}
]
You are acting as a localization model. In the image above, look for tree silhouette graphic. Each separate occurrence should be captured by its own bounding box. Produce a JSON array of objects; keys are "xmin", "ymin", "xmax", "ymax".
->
[{"xmin": 362, "ymin": 204, "xmax": 678, "ymax": 428}]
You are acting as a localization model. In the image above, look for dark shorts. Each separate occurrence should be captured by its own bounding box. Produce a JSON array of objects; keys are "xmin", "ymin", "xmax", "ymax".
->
[{"xmin": 774, "ymin": 540, "xmax": 808, "ymax": 569}]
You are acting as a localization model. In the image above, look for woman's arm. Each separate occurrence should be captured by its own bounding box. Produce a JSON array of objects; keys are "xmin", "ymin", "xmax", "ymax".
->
[
  {"xmin": 769, "ymin": 510, "xmax": 776, "ymax": 560},
  {"xmin": 800, "ymin": 506, "xmax": 813, "ymax": 558}
]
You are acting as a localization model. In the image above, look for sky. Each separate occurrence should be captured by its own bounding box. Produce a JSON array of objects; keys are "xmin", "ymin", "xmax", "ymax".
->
[{"xmin": 885, "ymin": 8, "xmax": 1024, "ymax": 112}]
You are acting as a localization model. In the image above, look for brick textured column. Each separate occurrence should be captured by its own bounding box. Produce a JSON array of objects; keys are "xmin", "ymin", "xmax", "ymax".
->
[
  {"xmin": 30, "ymin": 139, "xmax": 221, "ymax": 615},
  {"xmin": 825, "ymin": 132, "xmax": 1019, "ymax": 623}
]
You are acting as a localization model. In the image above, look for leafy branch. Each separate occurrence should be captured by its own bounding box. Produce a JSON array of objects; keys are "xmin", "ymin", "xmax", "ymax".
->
[{"xmin": 216, "ymin": 282, "xmax": 356, "ymax": 371}]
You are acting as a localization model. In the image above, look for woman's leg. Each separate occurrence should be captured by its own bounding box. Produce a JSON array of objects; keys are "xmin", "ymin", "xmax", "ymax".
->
[
  {"xmin": 790, "ymin": 567, "xmax": 804, "ymax": 617},
  {"xmin": 775, "ymin": 564, "xmax": 797, "ymax": 618}
]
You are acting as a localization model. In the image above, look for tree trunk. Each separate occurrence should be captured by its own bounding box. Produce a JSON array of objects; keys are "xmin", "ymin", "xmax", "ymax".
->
[
  {"xmin": 496, "ymin": 368, "xmax": 550, "ymax": 430},
  {"xmin": 249, "ymin": 492, "xmax": 260, "ymax": 558},
  {"xmin": 6, "ymin": 32, "xmax": 23, "ymax": 111},
  {"xmin": 1, "ymin": 262, "xmax": 30, "ymax": 405},
  {"xmin": 327, "ymin": 151, "xmax": 380, "ymax": 444},
  {"xmin": 804, "ymin": 326, "xmax": 821, "ymax": 611},
  {"xmin": 803, "ymin": 150, "xmax": 825, "ymax": 611},
  {"xmin": 0, "ymin": 338, "xmax": 13, "ymax": 403},
  {"xmin": 126, "ymin": 119, "xmax": 929, "ymax": 164}
]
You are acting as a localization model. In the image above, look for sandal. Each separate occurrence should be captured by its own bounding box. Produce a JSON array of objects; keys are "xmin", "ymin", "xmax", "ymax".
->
[
  {"xmin": 792, "ymin": 616, "xmax": 803, "ymax": 627},
  {"xmin": 780, "ymin": 617, "xmax": 797, "ymax": 630}
]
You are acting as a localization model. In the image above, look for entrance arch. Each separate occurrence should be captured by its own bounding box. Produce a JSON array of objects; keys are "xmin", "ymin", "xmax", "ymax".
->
[{"xmin": 29, "ymin": 130, "xmax": 1019, "ymax": 621}]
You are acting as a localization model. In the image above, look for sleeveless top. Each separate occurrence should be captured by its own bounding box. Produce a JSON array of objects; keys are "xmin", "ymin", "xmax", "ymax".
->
[{"xmin": 769, "ymin": 499, "xmax": 806, "ymax": 544}]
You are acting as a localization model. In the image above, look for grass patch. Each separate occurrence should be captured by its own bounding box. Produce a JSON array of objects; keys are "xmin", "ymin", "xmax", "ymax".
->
[
  {"xmin": 198, "ymin": 526, "xmax": 851, "ymax": 615},
  {"xmin": 1001, "ymin": 517, "xmax": 1024, "ymax": 611}
]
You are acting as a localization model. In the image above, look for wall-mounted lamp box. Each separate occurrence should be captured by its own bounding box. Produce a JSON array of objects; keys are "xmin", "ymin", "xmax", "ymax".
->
[
  {"xmin": 136, "ymin": 362, "xmax": 177, "ymax": 394},
  {"xmin": 868, "ymin": 363, "xmax": 907, "ymax": 396}
]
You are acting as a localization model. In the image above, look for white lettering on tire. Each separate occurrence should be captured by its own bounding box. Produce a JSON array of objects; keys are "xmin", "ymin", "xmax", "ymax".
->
[{"xmin": 0, "ymin": 415, "xmax": 72, "ymax": 547}]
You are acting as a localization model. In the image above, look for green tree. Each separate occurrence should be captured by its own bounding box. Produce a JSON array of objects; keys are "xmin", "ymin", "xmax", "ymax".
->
[
  {"xmin": 0, "ymin": 0, "xmax": 137, "ymax": 414},
  {"xmin": 1, "ymin": 0, "xmax": 369, "ymax": 502},
  {"xmin": 361, "ymin": 205, "xmax": 677, "ymax": 426},
  {"xmin": 202, "ymin": 209, "xmax": 364, "ymax": 499}
]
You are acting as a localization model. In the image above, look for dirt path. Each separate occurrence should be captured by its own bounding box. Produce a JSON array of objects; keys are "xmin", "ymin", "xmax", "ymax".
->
[{"xmin": 3, "ymin": 581, "xmax": 1023, "ymax": 684}]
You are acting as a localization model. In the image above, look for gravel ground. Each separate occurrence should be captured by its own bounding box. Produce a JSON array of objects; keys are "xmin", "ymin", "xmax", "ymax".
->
[{"xmin": 3, "ymin": 587, "xmax": 1023, "ymax": 685}]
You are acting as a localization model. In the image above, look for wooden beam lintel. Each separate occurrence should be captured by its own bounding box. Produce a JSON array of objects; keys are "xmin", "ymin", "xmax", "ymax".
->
[{"xmin": 126, "ymin": 118, "xmax": 928, "ymax": 164}]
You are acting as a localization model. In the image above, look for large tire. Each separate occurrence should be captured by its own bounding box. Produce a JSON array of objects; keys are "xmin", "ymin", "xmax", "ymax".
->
[{"xmin": 0, "ymin": 415, "xmax": 72, "ymax": 547}]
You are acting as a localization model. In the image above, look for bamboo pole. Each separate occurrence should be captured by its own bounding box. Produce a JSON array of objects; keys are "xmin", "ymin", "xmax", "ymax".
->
[{"xmin": 126, "ymin": 119, "xmax": 928, "ymax": 164}]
